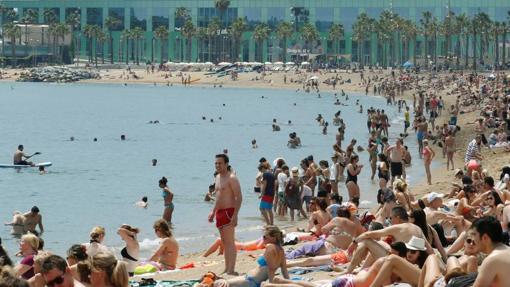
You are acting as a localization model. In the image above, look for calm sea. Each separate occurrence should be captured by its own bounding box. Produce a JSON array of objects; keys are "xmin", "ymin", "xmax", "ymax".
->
[{"xmin": 0, "ymin": 82, "xmax": 433, "ymax": 259}]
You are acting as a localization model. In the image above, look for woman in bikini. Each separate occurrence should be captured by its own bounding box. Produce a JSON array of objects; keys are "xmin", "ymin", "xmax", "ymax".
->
[
  {"xmin": 422, "ymin": 139, "xmax": 435, "ymax": 185},
  {"xmin": 456, "ymin": 185, "xmax": 478, "ymax": 221},
  {"xmin": 393, "ymin": 180, "xmax": 418, "ymax": 212},
  {"xmin": 149, "ymin": 219, "xmax": 179, "ymax": 270},
  {"xmin": 346, "ymin": 155, "xmax": 363, "ymax": 203},
  {"xmin": 159, "ymin": 177, "xmax": 174, "ymax": 224},
  {"xmin": 445, "ymin": 130, "xmax": 456, "ymax": 170},
  {"xmin": 307, "ymin": 198, "xmax": 332, "ymax": 237},
  {"xmin": 117, "ymin": 224, "xmax": 139, "ymax": 276},
  {"xmin": 217, "ymin": 226, "xmax": 289, "ymax": 287}
]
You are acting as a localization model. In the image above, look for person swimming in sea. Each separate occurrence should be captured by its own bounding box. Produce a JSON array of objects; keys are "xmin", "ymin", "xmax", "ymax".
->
[{"xmin": 136, "ymin": 196, "xmax": 148, "ymax": 208}]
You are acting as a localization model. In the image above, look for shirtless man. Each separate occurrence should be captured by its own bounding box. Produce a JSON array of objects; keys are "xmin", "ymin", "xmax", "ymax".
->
[
  {"xmin": 13, "ymin": 145, "xmax": 38, "ymax": 166},
  {"xmin": 36, "ymin": 255, "xmax": 86, "ymax": 287},
  {"xmin": 424, "ymin": 192, "xmax": 467, "ymax": 239},
  {"xmin": 385, "ymin": 139, "xmax": 405, "ymax": 184},
  {"xmin": 472, "ymin": 216, "xmax": 510, "ymax": 287},
  {"xmin": 208, "ymin": 154, "xmax": 242, "ymax": 275},
  {"xmin": 24, "ymin": 206, "xmax": 43, "ymax": 236}
]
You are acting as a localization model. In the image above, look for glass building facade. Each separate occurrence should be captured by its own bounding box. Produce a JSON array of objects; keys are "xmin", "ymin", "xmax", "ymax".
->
[{"xmin": 1, "ymin": 0, "xmax": 509, "ymax": 64}]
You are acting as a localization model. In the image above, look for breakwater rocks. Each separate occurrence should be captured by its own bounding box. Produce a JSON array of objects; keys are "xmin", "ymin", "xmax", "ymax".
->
[{"xmin": 17, "ymin": 67, "xmax": 100, "ymax": 82}]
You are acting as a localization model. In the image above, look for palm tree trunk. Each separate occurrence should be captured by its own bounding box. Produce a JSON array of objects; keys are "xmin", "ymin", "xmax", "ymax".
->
[
  {"xmin": 473, "ymin": 31, "xmax": 477, "ymax": 71},
  {"xmin": 503, "ymin": 32, "xmax": 507, "ymax": 67},
  {"xmin": 424, "ymin": 35, "xmax": 428, "ymax": 68},
  {"xmin": 456, "ymin": 37, "xmax": 460, "ymax": 69},
  {"xmin": 494, "ymin": 34, "xmax": 499, "ymax": 69},
  {"xmin": 110, "ymin": 32, "xmax": 114, "ymax": 64},
  {"xmin": 208, "ymin": 36, "xmax": 212, "ymax": 62},
  {"xmin": 465, "ymin": 34, "xmax": 469, "ymax": 69},
  {"xmin": 413, "ymin": 37, "xmax": 417, "ymax": 68},
  {"xmin": 125, "ymin": 39, "xmax": 129, "ymax": 65},
  {"xmin": 160, "ymin": 39, "xmax": 164, "ymax": 65},
  {"xmin": 11, "ymin": 36, "xmax": 16, "ymax": 67}
]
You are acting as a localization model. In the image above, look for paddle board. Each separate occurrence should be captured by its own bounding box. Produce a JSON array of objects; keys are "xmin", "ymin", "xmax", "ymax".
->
[{"xmin": 0, "ymin": 162, "xmax": 52, "ymax": 169}]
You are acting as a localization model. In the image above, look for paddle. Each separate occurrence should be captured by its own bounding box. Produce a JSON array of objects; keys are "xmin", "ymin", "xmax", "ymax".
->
[{"xmin": 27, "ymin": 152, "xmax": 41, "ymax": 159}]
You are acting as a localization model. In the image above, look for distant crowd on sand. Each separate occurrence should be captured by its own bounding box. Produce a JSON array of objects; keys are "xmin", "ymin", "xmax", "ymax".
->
[{"xmin": 2, "ymin": 69, "xmax": 510, "ymax": 287}]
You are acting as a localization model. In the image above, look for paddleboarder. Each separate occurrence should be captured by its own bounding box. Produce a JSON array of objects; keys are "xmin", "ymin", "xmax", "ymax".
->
[{"xmin": 13, "ymin": 145, "xmax": 39, "ymax": 166}]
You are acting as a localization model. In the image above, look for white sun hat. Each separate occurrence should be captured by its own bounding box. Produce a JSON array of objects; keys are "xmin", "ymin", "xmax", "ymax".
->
[{"xmin": 405, "ymin": 236, "xmax": 426, "ymax": 251}]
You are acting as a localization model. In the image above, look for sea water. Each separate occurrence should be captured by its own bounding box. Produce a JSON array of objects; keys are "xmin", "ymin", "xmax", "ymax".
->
[{"xmin": 0, "ymin": 82, "xmax": 435, "ymax": 259}]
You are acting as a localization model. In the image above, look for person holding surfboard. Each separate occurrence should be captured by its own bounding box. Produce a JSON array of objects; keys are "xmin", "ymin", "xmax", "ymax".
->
[{"xmin": 13, "ymin": 145, "xmax": 39, "ymax": 166}]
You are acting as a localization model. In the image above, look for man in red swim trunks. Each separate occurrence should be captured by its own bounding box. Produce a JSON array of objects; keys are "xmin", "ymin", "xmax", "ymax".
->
[{"xmin": 208, "ymin": 154, "xmax": 242, "ymax": 275}]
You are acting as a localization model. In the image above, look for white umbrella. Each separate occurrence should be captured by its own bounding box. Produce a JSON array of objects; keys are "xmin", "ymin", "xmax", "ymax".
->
[
  {"xmin": 204, "ymin": 61, "xmax": 214, "ymax": 65},
  {"xmin": 274, "ymin": 61, "xmax": 284, "ymax": 65},
  {"xmin": 218, "ymin": 62, "xmax": 232, "ymax": 66},
  {"xmin": 264, "ymin": 61, "xmax": 272, "ymax": 65},
  {"xmin": 307, "ymin": 76, "xmax": 319, "ymax": 81},
  {"xmin": 252, "ymin": 62, "xmax": 263, "ymax": 65},
  {"xmin": 301, "ymin": 61, "xmax": 310, "ymax": 65},
  {"xmin": 285, "ymin": 61, "xmax": 295, "ymax": 65}
]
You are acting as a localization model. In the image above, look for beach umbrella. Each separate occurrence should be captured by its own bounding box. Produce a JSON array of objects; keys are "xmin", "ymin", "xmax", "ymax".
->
[
  {"xmin": 218, "ymin": 62, "xmax": 232, "ymax": 66},
  {"xmin": 307, "ymin": 76, "xmax": 319, "ymax": 81},
  {"xmin": 264, "ymin": 61, "xmax": 272, "ymax": 65},
  {"xmin": 285, "ymin": 61, "xmax": 295, "ymax": 65},
  {"xmin": 274, "ymin": 61, "xmax": 284, "ymax": 65},
  {"xmin": 252, "ymin": 62, "xmax": 263, "ymax": 65},
  {"xmin": 204, "ymin": 61, "xmax": 214, "ymax": 65},
  {"xmin": 402, "ymin": 61, "xmax": 414, "ymax": 68},
  {"xmin": 301, "ymin": 61, "xmax": 310, "ymax": 65}
]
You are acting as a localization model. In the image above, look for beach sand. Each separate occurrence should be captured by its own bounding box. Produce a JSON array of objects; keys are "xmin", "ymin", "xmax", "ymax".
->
[{"xmin": 2, "ymin": 66, "xmax": 508, "ymax": 283}]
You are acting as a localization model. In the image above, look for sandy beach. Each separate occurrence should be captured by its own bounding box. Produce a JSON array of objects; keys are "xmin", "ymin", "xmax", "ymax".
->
[{"xmin": 2, "ymin": 65, "xmax": 509, "ymax": 284}]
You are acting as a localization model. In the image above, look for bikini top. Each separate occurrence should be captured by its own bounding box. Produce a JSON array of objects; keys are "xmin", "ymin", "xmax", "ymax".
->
[
  {"xmin": 121, "ymin": 247, "xmax": 138, "ymax": 262},
  {"xmin": 257, "ymin": 256, "xmax": 267, "ymax": 267}
]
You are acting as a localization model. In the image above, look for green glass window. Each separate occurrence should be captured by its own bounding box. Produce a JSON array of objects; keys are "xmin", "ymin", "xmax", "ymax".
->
[
  {"xmin": 153, "ymin": 8, "xmax": 169, "ymax": 29},
  {"xmin": 108, "ymin": 8, "xmax": 125, "ymax": 31},
  {"xmin": 130, "ymin": 8, "xmax": 147, "ymax": 30},
  {"xmin": 86, "ymin": 8, "xmax": 103, "ymax": 26}
]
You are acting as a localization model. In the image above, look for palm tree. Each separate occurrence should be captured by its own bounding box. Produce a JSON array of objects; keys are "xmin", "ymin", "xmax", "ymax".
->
[
  {"xmin": 502, "ymin": 20, "xmax": 508, "ymax": 67},
  {"xmin": 0, "ymin": 5, "xmax": 15, "ymax": 63},
  {"xmin": 354, "ymin": 13, "xmax": 374, "ymax": 67},
  {"xmin": 21, "ymin": 9, "xmax": 38, "ymax": 56},
  {"xmin": 214, "ymin": 0, "xmax": 230, "ymax": 61},
  {"xmin": 402, "ymin": 19, "xmax": 417, "ymax": 65},
  {"xmin": 228, "ymin": 17, "xmax": 245, "ymax": 62},
  {"xmin": 3, "ymin": 22, "xmax": 21, "ymax": 66},
  {"xmin": 277, "ymin": 21, "xmax": 293, "ymax": 62},
  {"xmin": 121, "ymin": 29, "xmax": 131, "ymax": 64},
  {"xmin": 378, "ymin": 10, "xmax": 395, "ymax": 67},
  {"xmin": 328, "ymin": 23, "xmax": 344, "ymax": 64},
  {"xmin": 174, "ymin": 7, "xmax": 189, "ymax": 62},
  {"xmin": 54, "ymin": 23, "xmax": 70, "ymax": 63},
  {"xmin": 131, "ymin": 27, "xmax": 144, "ymax": 65},
  {"xmin": 420, "ymin": 11, "xmax": 432, "ymax": 68},
  {"xmin": 453, "ymin": 14, "xmax": 467, "ymax": 69},
  {"xmin": 83, "ymin": 24, "xmax": 96, "ymax": 63},
  {"xmin": 253, "ymin": 23, "xmax": 270, "ymax": 62},
  {"xmin": 175, "ymin": 7, "xmax": 189, "ymax": 29},
  {"xmin": 43, "ymin": 9, "xmax": 56, "ymax": 24},
  {"xmin": 96, "ymin": 29, "xmax": 107, "ymax": 64},
  {"xmin": 154, "ymin": 26, "xmax": 169, "ymax": 65},
  {"xmin": 65, "ymin": 11, "xmax": 80, "ymax": 64},
  {"xmin": 470, "ymin": 16, "xmax": 479, "ymax": 70},
  {"xmin": 207, "ymin": 17, "xmax": 220, "ymax": 62},
  {"xmin": 48, "ymin": 23, "xmax": 58, "ymax": 64},
  {"xmin": 300, "ymin": 22, "xmax": 318, "ymax": 63},
  {"xmin": 181, "ymin": 19, "xmax": 196, "ymax": 62},
  {"xmin": 491, "ymin": 21, "xmax": 503, "ymax": 69},
  {"xmin": 441, "ymin": 10, "xmax": 455, "ymax": 66},
  {"xmin": 476, "ymin": 12, "xmax": 492, "ymax": 67},
  {"xmin": 105, "ymin": 16, "xmax": 121, "ymax": 64},
  {"xmin": 196, "ymin": 27, "xmax": 208, "ymax": 62}
]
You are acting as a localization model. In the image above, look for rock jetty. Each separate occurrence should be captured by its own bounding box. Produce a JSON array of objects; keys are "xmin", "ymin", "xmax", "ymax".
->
[{"xmin": 17, "ymin": 67, "xmax": 100, "ymax": 82}]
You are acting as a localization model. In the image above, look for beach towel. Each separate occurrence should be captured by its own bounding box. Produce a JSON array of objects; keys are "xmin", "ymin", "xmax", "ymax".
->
[
  {"xmin": 285, "ymin": 238, "xmax": 325, "ymax": 259},
  {"xmin": 288, "ymin": 265, "xmax": 332, "ymax": 275},
  {"xmin": 130, "ymin": 280, "xmax": 200, "ymax": 287}
]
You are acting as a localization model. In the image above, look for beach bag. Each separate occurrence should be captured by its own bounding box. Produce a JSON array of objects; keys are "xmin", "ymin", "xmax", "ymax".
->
[
  {"xmin": 134, "ymin": 264, "xmax": 158, "ymax": 275},
  {"xmin": 445, "ymin": 272, "xmax": 477, "ymax": 287}
]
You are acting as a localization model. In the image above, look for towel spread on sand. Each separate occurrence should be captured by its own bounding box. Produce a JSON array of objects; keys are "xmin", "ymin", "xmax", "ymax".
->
[{"xmin": 288, "ymin": 265, "xmax": 333, "ymax": 275}]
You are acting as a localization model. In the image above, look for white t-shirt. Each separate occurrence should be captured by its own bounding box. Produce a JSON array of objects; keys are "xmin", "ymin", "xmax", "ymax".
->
[
  {"xmin": 277, "ymin": 172, "xmax": 288, "ymax": 192},
  {"xmin": 302, "ymin": 185, "xmax": 313, "ymax": 198}
]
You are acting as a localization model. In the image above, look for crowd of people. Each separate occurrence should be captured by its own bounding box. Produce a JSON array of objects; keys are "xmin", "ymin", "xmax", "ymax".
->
[{"xmin": 2, "ymin": 67, "xmax": 510, "ymax": 287}]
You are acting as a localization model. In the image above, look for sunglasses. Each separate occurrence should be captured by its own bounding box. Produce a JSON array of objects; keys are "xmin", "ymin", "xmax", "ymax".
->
[
  {"xmin": 46, "ymin": 274, "xmax": 65, "ymax": 287},
  {"xmin": 465, "ymin": 238, "xmax": 476, "ymax": 245},
  {"xmin": 486, "ymin": 197, "xmax": 494, "ymax": 200}
]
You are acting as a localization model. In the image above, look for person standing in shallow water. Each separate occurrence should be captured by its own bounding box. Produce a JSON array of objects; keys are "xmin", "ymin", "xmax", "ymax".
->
[
  {"xmin": 259, "ymin": 162, "xmax": 275, "ymax": 225},
  {"xmin": 159, "ymin": 177, "xmax": 174, "ymax": 224},
  {"xmin": 208, "ymin": 154, "xmax": 242, "ymax": 275}
]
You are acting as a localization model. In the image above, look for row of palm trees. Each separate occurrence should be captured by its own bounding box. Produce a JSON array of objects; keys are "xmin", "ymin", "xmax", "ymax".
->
[
  {"xmin": 352, "ymin": 9, "xmax": 510, "ymax": 69},
  {"xmin": 2, "ymin": 2, "xmax": 510, "ymax": 69},
  {"xmin": 1, "ymin": 6, "xmax": 70, "ymax": 66}
]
